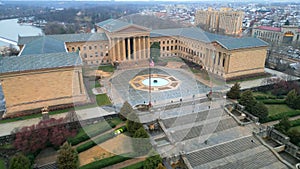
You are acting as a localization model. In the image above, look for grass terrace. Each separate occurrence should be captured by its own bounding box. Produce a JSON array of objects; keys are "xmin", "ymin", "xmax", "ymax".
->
[
  {"xmin": 96, "ymin": 94, "xmax": 112, "ymax": 106},
  {"xmin": 98, "ymin": 64, "xmax": 115, "ymax": 72}
]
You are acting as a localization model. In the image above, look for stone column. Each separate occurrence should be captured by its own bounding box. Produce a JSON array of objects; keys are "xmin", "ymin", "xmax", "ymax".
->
[
  {"xmin": 127, "ymin": 38, "xmax": 131, "ymax": 60},
  {"xmin": 133, "ymin": 37, "xmax": 136, "ymax": 60},
  {"xmin": 147, "ymin": 36, "xmax": 150, "ymax": 58},
  {"xmin": 122, "ymin": 38, "xmax": 126, "ymax": 61},
  {"xmin": 110, "ymin": 39, "xmax": 115, "ymax": 62},
  {"xmin": 138, "ymin": 37, "xmax": 141, "ymax": 59},
  {"xmin": 142, "ymin": 36, "xmax": 146, "ymax": 59},
  {"xmin": 117, "ymin": 38, "xmax": 120, "ymax": 61}
]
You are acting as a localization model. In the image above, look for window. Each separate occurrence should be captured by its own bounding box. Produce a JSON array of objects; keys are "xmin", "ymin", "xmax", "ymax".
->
[
  {"xmin": 95, "ymin": 52, "xmax": 98, "ymax": 57},
  {"xmin": 101, "ymin": 52, "xmax": 103, "ymax": 56},
  {"xmin": 83, "ymin": 53, "xmax": 87, "ymax": 58},
  {"xmin": 162, "ymin": 47, "xmax": 165, "ymax": 50},
  {"xmin": 94, "ymin": 46, "xmax": 97, "ymax": 49},
  {"xmin": 89, "ymin": 46, "xmax": 92, "ymax": 50},
  {"xmin": 78, "ymin": 47, "xmax": 80, "ymax": 51},
  {"xmin": 90, "ymin": 55, "xmax": 93, "ymax": 58},
  {"xmin": 167, "ymin": 46, "xmax": 169, "ymax": 51},
  {"xmin": 105, "ymin": 52, "xmax": 108, "ymax": 56},
  {"xmin": 83, "ymin": 46, "xmax": 86, "ymax": 50},
  {"xmin": 171, "ymin": 46, "xmax": 173, "ymax": 50},
  {"xmin": 72, "ymin": 47, "xmax": 75, "ymax": 52},
  {"xmin": 163, "ymin": 41, "xmax": 165, "ymax": 44}
]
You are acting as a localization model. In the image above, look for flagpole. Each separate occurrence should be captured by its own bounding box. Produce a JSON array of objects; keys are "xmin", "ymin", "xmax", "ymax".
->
[{"xmin": 149, "ymin": 58, "xmax": 152, "ymax": 107}]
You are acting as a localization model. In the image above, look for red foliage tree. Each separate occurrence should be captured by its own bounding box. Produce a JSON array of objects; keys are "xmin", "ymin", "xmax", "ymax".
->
[{"xmin": 14, "ymin": 118, "xmax": 76, "ymax": 153}]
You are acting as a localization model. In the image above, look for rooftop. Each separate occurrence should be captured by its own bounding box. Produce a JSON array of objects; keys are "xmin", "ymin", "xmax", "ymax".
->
[
  {"xmin": 96, "ymin": 19, "xmax": 150, "ymax": 33},
  {"xmin": 151, "ymin": 27, "xmax": 269, "ymax": 50},
  {"xmin": 256, "ymin": 26, "xmax": 281, "ymax": 32},
  {"xmin": 96, "ymin": 19, "xmax": 133, "ymax": 32},
  {"xmin": 20, "ymin": 36, "xmax": 66, "ymax": 56},
  {"xmin": 0, "ymin": 52, "xmax": 82, "ymax": 74},
  {"xmin": 18, "ymin": 33, "xmax": 108, "ymax": 46}
]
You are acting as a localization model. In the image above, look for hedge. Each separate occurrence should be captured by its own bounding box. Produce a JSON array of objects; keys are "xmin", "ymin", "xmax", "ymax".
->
[
  {"xmin": 79, "ymin": 153, "xmax": 133, "ymax": 169},
  {"xmin": 262, "ymin": 110, "xmax": 300, "ymax": 123},
  {"xmin": 121, "ymin": 161, "xmax": 144, "ymax": 169},
  {"xmin": 261, "ymin": 99, "xmax": 286, "ymax": 104},
  {"xmin": 291, "ymin": 119, "xmax": 300, "ymax": 127},
  {"xmin": 254, "ymin": 95, "xmax": 285, "ymax": 100},
  {"xmin": 76, "ymin": 132, "xmax": 115, "ymax": 153},
  {"xmin": 68, "ymin": 122, "xmax": 116, "ymax": 146}
]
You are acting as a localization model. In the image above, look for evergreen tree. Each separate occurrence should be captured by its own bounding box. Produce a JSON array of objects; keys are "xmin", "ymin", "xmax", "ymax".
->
[
  {"xmin": 144, "ymin": 154, "xmax": 162, "ymax": 169},
  {"xmin": 226, "ymin": 82, "xmax": 241, "ymax": 99},
  {"xmin": 287, "ymin": 128, "xmax": 300, "ymax": 147},
  {"xmin": 9, "ymin": 153, "xmax": 31, "ymax": 169},
  {"xmin": 276, "ymin": 116, "xmax": 291, "ymax": 133},
  {"xmin": 239, "ymin": 90, "xmax": 256, "ymax": 112},
  {"xmin": 119, "ymin": 101, "xmax": 134, "ymax": 120},
  {"xmin": 286, "ymin": 89, "xmax": 297, "ymax": 108},
  {"xmin": 251, "ymin": 102, "xmax": 269, "ymax": 122},
  {"xmin": 150, "ymin": 42, "xmax": 160, "ymax": 63},
  {"xmin": 133, "ymin": 127, "xmax": 149, "ymax": 138},
  {"xmin": 57, "ymin": 142, "xmax": 78, "ymax": 169},
  {"xmin": 126, "ymin": 111, "xmax": 142, "ymax": 135}
]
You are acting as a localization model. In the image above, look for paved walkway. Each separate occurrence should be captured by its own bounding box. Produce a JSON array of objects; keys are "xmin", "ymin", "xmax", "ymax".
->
[{"xmin": 0, "ymin": 107, "xmax": 116, "ymax": 137}]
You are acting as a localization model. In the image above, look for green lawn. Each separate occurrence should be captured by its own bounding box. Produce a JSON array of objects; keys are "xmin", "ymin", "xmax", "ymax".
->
[
  {"xmin": 265, "ymin": 104, "xmax": 294, "ymax": 117},
  {"xmin": 0, "ymin": 158, "xmax": 5, "ymax": 169},
  {"xmin": 290, "ymin": 125, "xmax": 300, "ymax": 132},
  {"xmin": 98, "ymin": 65, "xmax": 115, "ymax": 72},
  {"xmin": 96, "ymin": 94, "xmax": 112, "ymax": 106}
]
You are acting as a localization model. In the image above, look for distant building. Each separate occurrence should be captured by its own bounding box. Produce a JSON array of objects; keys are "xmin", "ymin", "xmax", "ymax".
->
[
  {"xmin": 252, "ymin": 25, "xmax": 300, "ymax": 45},
  {"xmin": 195, "ymin": 7, "xmax": 244, "ymax": 36}
]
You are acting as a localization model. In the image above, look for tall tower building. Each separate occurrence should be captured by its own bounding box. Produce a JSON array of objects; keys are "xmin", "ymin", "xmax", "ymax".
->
[{"xmin": 195, "ymin": 7, "xmax": 244, "ymax": 36}]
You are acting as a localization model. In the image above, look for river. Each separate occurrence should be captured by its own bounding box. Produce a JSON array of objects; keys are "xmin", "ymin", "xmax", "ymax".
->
[{"xmin": 0, "ymin": 18, "xmax": 43, "ymax": 47}]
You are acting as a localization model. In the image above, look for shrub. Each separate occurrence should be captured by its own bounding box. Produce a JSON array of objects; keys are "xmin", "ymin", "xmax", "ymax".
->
[
  {"xmin": 68, "ymin": 122, "xmax": 115, "ymax": 145},
  {"xmin": 261, "ymin": 99, "xmax": 285, "ymax": 104},
  {"xmin": 76, "ymin": 132, "xmax": 115, "ymax": 153},
  {"xmin": 264, "ymin": 110, "xmax": 300, "ymax": 122},
  {"xmin": 79, "ymin": 154, "xmax": 133, "ymax": 169}
]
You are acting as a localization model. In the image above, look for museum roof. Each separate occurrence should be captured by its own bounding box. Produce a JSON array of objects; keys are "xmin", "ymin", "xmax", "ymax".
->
[
  {"xmin": 18, "ymin": 33, "xmax": 108, "ymax": 45},
  {"xmin": 96, "ymin": 19, "xmax": 132, "ymax": 32},
  {"xmin": 0, "ymin": 52, "xmax": 82, "ymax": 74},
  {"xmin": 151, "ymin": 27, "xmax": 268, "ymax": 50},
  {"xmin": 96, "ymin": 19, "xmax": 150, "ymax": 33},
  {"xmin": 20, "ymin": 36, "xmax": 66, "ymax": 55}
]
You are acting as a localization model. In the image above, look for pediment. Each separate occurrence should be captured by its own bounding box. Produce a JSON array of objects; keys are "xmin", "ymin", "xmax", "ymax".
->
[{"xmin": 116, "ymin": 25, "xmax": 150, "ymax": 33}]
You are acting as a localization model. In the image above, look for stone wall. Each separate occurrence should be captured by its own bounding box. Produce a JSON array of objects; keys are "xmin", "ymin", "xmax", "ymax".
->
[{"xmin": 0, "ymin": 67, "xmax": 87, "ymax": 117}]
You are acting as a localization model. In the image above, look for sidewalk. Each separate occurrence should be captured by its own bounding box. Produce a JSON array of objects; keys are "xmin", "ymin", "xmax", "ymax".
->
[{"xmin": 0, "ymin": 107, "xmax": 116, "ymax": 137}]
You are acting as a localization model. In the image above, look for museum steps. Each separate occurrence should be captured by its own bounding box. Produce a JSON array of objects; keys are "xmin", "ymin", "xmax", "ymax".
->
[
  {"xmin": 169, "ymin": 117, "xmax": 238, "ymax": 142},
  {"xmin": 185, "ymin": 136, "xmax": 289, "ymax": 169}
]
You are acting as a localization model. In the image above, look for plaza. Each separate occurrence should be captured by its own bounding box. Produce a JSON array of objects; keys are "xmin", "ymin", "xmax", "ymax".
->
[{"xmin": 107, "ymin": 66, "xmax": 212, "ymax": 107}]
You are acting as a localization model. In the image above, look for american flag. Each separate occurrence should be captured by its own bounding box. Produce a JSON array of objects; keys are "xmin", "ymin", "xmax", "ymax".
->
[{"xmin": 149, "ymin": 59, "xmax": 154, "ymax": 67}]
